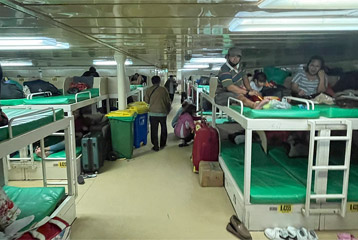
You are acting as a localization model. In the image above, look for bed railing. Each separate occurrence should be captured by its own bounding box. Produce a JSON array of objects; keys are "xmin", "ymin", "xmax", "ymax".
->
[
  {"xmin": 227, "ymin": 97, "xmax": 244, "ymax": 115},
  {"xmin": 75, "ymin": 91, "xmax": 91, "ymax": 103},
  {"xmin": 8, "ymin": 107, "xmax": 56, "ymax": 138},
  {"xmin": 27, "ymin": 91, "xmax": 52, "ymax": 99},
  {"xmin": 282, "ymin": 96, "xmax": 315, "ymax": 110}
]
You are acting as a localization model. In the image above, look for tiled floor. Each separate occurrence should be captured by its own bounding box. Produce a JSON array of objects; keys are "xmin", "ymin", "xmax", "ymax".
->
[{"xmin": 8, "ymin": 94, "xmax": 358, "ymax": 239}]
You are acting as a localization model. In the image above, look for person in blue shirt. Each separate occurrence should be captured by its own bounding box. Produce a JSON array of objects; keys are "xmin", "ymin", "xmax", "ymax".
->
[{"xmin": 214, "ymin": 47, "xmax": 268, "ymax": 109}]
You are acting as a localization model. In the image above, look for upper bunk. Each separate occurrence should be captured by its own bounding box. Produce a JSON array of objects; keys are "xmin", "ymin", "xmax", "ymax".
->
[{"xmin": 0, "ymin": 76, "xmax": 108, "ymax": 112}]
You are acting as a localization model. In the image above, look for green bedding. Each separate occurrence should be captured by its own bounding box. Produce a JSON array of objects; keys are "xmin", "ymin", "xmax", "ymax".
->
[
  {"xmin": 315, "ymin": 104, "xmax": 358, "ymax": 118},
  {"xmin": 3, "ymin": 185, "xmax": 65, "ymax": 226},
  {"xmin": 0, "ymin": 99, "xmax": 25, "ymax": 106},
  {"xmin": 230, "ymin": 105, "xmax": 320, "ymax": 119},
  {"xmin": 269, "ymin": 147, "xmax": 358, "ymax": 201},
  {"xmin": 0, "ymin": 109, "xmax": 64, "ymax": 142},
  {"xmin": 23, "ymin": 89, "xmax": 100, "ymax": 105},
  {"xmin": 34, "ymin": 146, "xmax": 82, "ymax": 161},
  {"xmin": 221, "ymin": 141, "xmax": 307, "ymax": 204}
]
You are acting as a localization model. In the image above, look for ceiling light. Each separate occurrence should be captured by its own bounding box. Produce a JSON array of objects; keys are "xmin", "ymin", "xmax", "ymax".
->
[
  {"xmin": 93, "ymin": 59, "xmax": 133, "ymax": 66},
  {"xmin": 190, "ymin": 58, "xmax": 226, "ymax": 63},
  {"xmin": 211, "ymin": 66, "xmax": 221, "ymax": 71},
  {"xmin": 0, "ymin": 42, "xmax": 70, "ymax": 50},
  {"xmin": 0, "ymin": 60, "xmax": 33, "ymax": 66},
  {"xmin": 183, "ymin": 64, "xmax": 209, "ymax": 69},
  {"xmin": 178, "ymin": 69, "xmax": 199, "ymax": 71},
  {"xmin": 229, "ymin": 10, "xmax": 358, "ymax": 32},
  {"xmin": 258, "ymin": 0, "xmax": 358, "ymax": 10},
  {"xmin": 0, "ymin": 37, "xmax": 57, "ymax": 46}
]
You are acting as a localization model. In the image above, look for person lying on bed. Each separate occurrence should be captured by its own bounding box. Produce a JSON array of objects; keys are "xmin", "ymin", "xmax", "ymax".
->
[
  {"xmin": 35, "ymin": 110, "xmax": 90, "ymax": 157},
  {"xmin": 214, "ymin": 47, "xmax": 269, "ymax": 109},
  {"xmin": 291, "ymin": 55, "xmax": 327, "ymax": 98}
]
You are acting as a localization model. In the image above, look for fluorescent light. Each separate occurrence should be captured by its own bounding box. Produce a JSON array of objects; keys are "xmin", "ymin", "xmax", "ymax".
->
[
  {"xmin": 229, "ymin": 10, "xmax": 358, "ymax": 32},
  {"xmin": 229, "ymin": 17, "xmax": 358, "ymax": 31},
  {"xmin": 0, "ymin": 42, "xmax": 69, "ymax": 50},
  {"xmin": 0, "ymin": 37, "xmax": 57, "ymax": 46},
  {"xmin": 190, "ymin": 58, "xmax": 226, "ymax": 63},
  {"xmin": 183, "ymin": 64, "xmax": 209, "ymax": 69},
  {"xmin": 211, "ymin": 66, "xmax": 221, "ymax": 71},
  {"xmin": 259, "ymin": 0, "xmax": 358, "ymax": 10},
  {"xmin": 178, "ymin": 68, "xmax": 199, "ymax": 71},
  {"xmin": 93, "ymin": 59, "xmax": 133, "ymax": 66},
  {"xmin": 0, "ymin": 60, "xmax": 33, "ymax": 66}
]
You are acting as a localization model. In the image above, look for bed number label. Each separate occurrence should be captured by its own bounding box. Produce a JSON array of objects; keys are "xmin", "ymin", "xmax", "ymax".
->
[
  {"xmin": 349, "ymin": 203, "xmax": 358, "ymax": 212},
  {"xmin": 58, "ymin": 161, "xmax": 66, "ymax": 168},
  {"xmin": 279, "ymin": 205, "xmax": 292, "ymax": 213}
]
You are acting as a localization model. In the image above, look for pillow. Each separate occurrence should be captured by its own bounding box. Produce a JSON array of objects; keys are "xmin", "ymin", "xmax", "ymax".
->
[{"xmin": 0, "ymin": 187, "xmax": 21, "ymax": 231}]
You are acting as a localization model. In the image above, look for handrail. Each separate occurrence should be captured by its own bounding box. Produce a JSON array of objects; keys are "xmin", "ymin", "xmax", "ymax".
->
[
  {"xmin": 8, "ymin": 107, "xmax": 56, "ymax": 138},
  {"xmin": 27, "ymin": 91, "xmax": 52, "ymax": 99},
  {"xmin": 227, "ymin": 97, "xmax": 244, "ymax": 115},
  {"xmin": 283, "ymin": 96, "xmax": 315, "ymax": 110},
  {"xmin": 75, "ymin": 91, "xmax": 91, "ymax": 103}
]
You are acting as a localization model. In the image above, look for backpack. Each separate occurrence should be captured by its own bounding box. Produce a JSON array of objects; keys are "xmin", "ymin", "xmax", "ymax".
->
[
  {"xmin": 0, "ymin": 81, "xmax": 24, "ymax": 99},
  {"xmin": 335, "ymin": 89, "xmax": 358, "ymax": 108},
  {"xmin": 23, "ymin": 79, "xmax": 62, "ymax": 96},
  {"xmin": 67, "ymin": 82, "xmax": 89, "ymax": 94}
]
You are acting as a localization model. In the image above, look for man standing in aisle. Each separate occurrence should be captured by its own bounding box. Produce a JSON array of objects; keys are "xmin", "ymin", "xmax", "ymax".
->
[
  {"xmin": 164, "ymin": 75, "xmax": 178, "ymax": 102},
  {"xmin": 145, "ymin": 76, "xmax": 171, "ymax": 152},
  {"xmin": 215, "ymin": 47, "xmax": 268, "ymax": 109}
]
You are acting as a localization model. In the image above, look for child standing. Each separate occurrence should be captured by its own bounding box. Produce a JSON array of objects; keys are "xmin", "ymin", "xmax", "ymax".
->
[{"xmin": 174, "ymin": 104, "xmax": 200, "ymax": 147}]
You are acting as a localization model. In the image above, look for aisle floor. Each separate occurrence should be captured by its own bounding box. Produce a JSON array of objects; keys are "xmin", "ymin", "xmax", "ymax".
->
[{"xmin": 9, "ymin": 94, "xmax": 358, "ymax": 239}]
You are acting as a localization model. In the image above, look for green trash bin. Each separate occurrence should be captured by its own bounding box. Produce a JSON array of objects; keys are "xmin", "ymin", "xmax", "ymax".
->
[{"xmin": 106, "ymin": 109, "xmax": 137, "ymax": 160}]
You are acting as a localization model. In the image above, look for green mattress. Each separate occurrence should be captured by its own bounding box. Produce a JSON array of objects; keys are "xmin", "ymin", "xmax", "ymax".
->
[
  {"xmin": 269, "ymin": 147, "xmax": 358, "ymax": 202},
  {"xmin": 0, "ymin": 108, "xmax": 64, "ymax": 142},
  {"xmin": 34, "ymin": 146, "xmax": 82, "ymax": 161},
  {"xmin": 315, "ymin": 104, "xmax": 358, "ymax": 118},
  {"xmin": 230, "ymin": 105, "xmax": 320, "ymax": 119},
  {"xmin": 221, "ymin": 141, "xmax": 307, "ymax": 204},
  {"xmin": 3, "ymin": 185, "xmax": 65, "ymax": 226},
  {"xmin": 23, "ymin": 89, "xmax": 100, "ymax": 105},
  {"xmin": 0, "ymin": 99, "xmax": 25, "ymax": 106}
]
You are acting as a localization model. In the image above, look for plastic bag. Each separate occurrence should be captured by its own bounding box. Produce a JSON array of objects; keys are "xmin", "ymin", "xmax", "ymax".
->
[{"xmin": 263, "ymin": 99, "xmax": 291, "ymax": 110}]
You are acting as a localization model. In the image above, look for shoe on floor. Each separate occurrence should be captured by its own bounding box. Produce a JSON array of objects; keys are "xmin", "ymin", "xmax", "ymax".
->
[
  {"xmin": 338, "ymin": 233, "xmax": 357, "ymax": 240},
  {"xmin": 264, "ymin": 227, "xmax": 287, "ymax": 240},
  {"xmin": 286, "ymin": 226, "xmax": 297, "ymax": 239},
  {"xmin": 151, "ymin": 147, "xmax": 159, "ymax": 152},
  {"xmin": 308, "ymin": 229, "xmax": 318, "ymax": 240},
  {"xmin": 160, "ymin": 145, "xmax": 166, "ymax": 149},
  {"xmin": 229, "ymin": 215, "xmax": 252, "ymax": 240},
  {"xmin": 179, "ymin": 143, "xmax": 189, "ymax": 147},
  {"xmin": 226, "ymin": 222, "xmax": 252, "ymax": 240},
  {"xmin": 297, "ymin": 227, "xmax": 309, "ymax": 240}
]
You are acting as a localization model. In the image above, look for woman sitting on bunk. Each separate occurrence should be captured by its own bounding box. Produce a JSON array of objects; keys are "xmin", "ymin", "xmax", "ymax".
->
[
  {"xmin": 291, "ymin": 55, "xmax": 328, "ymax": 98},
  {"xmin": 35, "ymin": 110, "xmax": 90, "ymax": 157},
  {"xmin": 214, "ymin": 47, "xmax": 269, "ymax": 109}
]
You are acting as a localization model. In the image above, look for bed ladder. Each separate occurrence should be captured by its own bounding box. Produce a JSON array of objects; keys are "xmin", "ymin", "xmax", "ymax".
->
[{"xmin": 303, "ymin": 119, "xmax": 353, "ymax": 217}]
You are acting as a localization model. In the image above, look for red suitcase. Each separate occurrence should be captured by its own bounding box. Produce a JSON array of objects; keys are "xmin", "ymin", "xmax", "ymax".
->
[{"xmin": 192, "ymin": 121, "xmax": 219, "ymax": 173}]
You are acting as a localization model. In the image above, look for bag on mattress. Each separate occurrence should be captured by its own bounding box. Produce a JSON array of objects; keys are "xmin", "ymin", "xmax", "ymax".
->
[
  {"xmin": 335, "ymin": 89, "xmax": 358, "ymax": 108},
  {"xmin": 0, "ymin": 81, "xmax": 24, "ymax": 99},
  {"xmin": 23, "ymin": 79, "xmax": 61, "ymax": 96}
]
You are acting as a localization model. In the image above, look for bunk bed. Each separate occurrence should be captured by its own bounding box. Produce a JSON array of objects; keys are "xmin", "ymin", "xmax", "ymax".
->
[
  {"xmin": 0, "ymin": 108, "xmax": 77, "ymax": 236},
  {"xmin": 2, "ymin": 77, "xmax": 109, "ymax": 186},
  {"xmin": 203, "ymin": 92, "xmax": 358, "ymax": 230}
]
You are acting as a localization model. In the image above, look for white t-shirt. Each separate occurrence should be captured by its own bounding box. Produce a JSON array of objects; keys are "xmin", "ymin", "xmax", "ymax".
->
[{"xmin": 250, "ymin": 81, "xmax": 263, "ymax": 92}]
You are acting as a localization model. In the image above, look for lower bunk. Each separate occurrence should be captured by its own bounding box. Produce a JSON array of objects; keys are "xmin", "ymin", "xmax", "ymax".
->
[{"xmin": 220, "ymin": 140, "xmax": 358, "ymax": 230}]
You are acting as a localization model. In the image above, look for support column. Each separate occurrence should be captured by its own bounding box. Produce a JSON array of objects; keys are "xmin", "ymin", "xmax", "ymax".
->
[{"xmin": 114, "ymin": 53, "xmax": 127, "ymax": 110}]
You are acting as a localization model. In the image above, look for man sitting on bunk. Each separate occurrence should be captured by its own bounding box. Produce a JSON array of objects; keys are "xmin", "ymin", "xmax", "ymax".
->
[
  {"xmin": 35, "ymin": 110, "xmax": 90, "ymax": 157},
  {"xmin": 214, "ymin": 47, "xmax": 269, "ymax": 109}
]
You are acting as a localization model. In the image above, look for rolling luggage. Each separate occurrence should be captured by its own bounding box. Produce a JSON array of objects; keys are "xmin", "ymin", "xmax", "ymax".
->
[
  {"xmin": 192, "ymin": 121, "xmax": 219, "ymax": 173},
  {"xmin": 81, "ymin": 131, "xmax": 104, "ymax": 173}
]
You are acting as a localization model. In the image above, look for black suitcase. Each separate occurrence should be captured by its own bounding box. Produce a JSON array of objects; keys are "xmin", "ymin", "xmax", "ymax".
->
[{"xmin": 81, "ymin": 131, "xmax": 104, "ymax": 173}]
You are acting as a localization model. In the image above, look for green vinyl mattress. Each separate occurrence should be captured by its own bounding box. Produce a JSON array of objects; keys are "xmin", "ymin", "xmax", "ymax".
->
[
  {"xmin": 230, "ymin": 105, "xmax": 320, "ymax": 119},
  {"xmin": 23, "ymin": 88, "xmax": 99, "ymax": 105},
  {"xmin": 268, "ymin": 147, "xmax": 358, "ymax": 202},
  {"xmin": 315, "ymin": 104, "xmax": 358, "ymax": 118},
  {"xmin": 3, "ymin": 185, "xmax": 65, "ymax": 227},
  {"xmin": 0, "ymin": 99, "xmax": 25, "ymax": 106},
  {"xmin": 221, "ymin": 141, "xmax": 306, "ymax": 204},
  {"xmin": 0, "ymin": 108, "xmax": 64, "ymax": 142}
]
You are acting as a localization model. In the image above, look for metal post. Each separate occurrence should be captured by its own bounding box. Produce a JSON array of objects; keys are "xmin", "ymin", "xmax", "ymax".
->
[
  {"xmin": 244, "ymin": 129, "xmax": 252, "ymax": 205},
  {"xmin": 114, "ymin": 53, "xmax": 127, "ymax": 110}
]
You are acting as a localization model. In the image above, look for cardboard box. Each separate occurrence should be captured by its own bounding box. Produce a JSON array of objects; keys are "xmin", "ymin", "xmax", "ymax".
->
[{"xmin": 199, "ymin": 161, "xmax": 223, "ymax": 187}]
